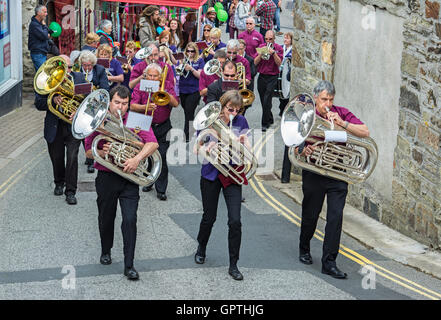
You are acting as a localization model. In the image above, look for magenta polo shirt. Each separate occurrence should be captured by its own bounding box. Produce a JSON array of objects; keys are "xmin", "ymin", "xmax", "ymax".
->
[
  {"xmin": 199, "ymin": 69, "xmax": 220, "ymax": 103},
  {"xmin": 130, "ymin": 60, "xmax": 175, "ymax": 90},
  {"xmin": 131, "ymin": 78, "xmax": 178, "ymax": 124},
  {"xmin": 238, "ymin": 30, "xmax": 264, "ymax": 58},
  {"xmin": 84, "ymin": 112, "xmax": 158, "ymax": 172},
  {"xmin": 256, "ymin": 42, "xmax": 284, "ymax": 75},
  {"xmin": 316, "ymin": 105, "xmax": 364, "ymax": 125}
]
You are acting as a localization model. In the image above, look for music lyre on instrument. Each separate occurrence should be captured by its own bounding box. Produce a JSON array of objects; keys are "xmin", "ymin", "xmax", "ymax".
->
[
  {"xmin": 193, "ymin": 101, "xmax": 258, "ymax": 185},
  {"xmin": 71, "ymin": 89, "xmax": 162, "ymax": 187},
  {"xmin": 280, "ymin": 93, "xmax": 378, "ymax": 184}
]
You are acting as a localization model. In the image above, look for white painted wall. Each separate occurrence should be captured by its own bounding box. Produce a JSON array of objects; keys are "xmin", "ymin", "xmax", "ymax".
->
[{"xmin": 333, "ymin": 0, "xmax": 404, "ymax": 201}]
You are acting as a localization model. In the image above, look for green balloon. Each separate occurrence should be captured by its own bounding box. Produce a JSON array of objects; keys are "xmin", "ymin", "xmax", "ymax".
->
[
  {"xmin": 217, "ymin": 9, "xmax": 228, "ymax": 22},
  {"xmin": 49, "ymin": 22, "xmax": 62, "ymax": 37},
  {"xmin": 214, "ymin": 2, "xmax": 224, "ymax": 12}
]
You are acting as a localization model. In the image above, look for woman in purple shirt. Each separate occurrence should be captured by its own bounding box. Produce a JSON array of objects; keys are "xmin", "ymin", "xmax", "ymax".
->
[
  {"xmin": 96, "ymin": 44, "xmax": 124, "ymax": 91},
  {"xmin": 179, "ymin": 42, "xmax": 205, "ymax": 142},
  {"xmin": 194, "ymin": 90, "xmax": 251, "ymax": 281}
]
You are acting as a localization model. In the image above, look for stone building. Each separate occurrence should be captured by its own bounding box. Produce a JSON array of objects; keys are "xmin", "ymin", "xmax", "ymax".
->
[{"xmin": 291, "ymin": 0, "xmax": 441, "ymax": 249}]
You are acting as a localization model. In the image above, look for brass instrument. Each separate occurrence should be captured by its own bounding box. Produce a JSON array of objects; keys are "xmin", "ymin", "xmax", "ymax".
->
[
  {"xmin": 122, "ymin": 56, "xmax": 132, "ymax": 73},
  {"xmin": 202, "ymin": 42, "xmax": 215, "ymax": 58},
  {"xmin": 152, "ymin": 64, "xmax": 171, "ymax": 106},
  {"xmin": 257, "ymin": 42, "xmax": 273, "ymax": 60},
  {"xmin": 105, "ymin": 68, "xmax": 114, "ymax": 87},
  {"xmin": 176, "ymin": 55, "xmax": 191, "ymax": 78},
  {"xmin": 236, "ymin": 62, "xmax": 255, "ymax": 107},
  {"xmin": 159, "ymin": 45, "xmax": 172, "ymax": 65},
  {"xmin": 193, "ymin": 101, "xmax": 258, "ymax": 185},
  {"xmin": 280, "ymin": 93, "xmax": 378, "ymax": 184},
  {"xmin": 135, "ymin": 47, "xmax": 153, "ymax": 60},
  {"xmin": 33, "ymin": 56, "xmax": 84, "ymax": 124},
  {"xmin": 203, "ymin": 58, "xmax": 222, "ymax": 77},
  {"xmin": 71, "ymin": 89, "xmax": 162, "ymax": 187}
]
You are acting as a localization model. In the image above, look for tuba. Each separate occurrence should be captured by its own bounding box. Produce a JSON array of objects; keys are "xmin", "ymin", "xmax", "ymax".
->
[
  {"xmin": 151, "ymin": 64, "xmax": 171, "ymax": 106},
  {"xmin": 34, "ymin": 56, "xmax": 84, "ymax": 124},
  {"xmin": 236, "ymin": 62, "xmax": 255, "ymax": 107},
  {"xmin": 280, "ymin": 93, "xmax": 378, "ymax": 184},
  {"xmin": 203, "ymin": 58, "xmax": 222, "ymax": 77},
  {"xmin": 193, "ymin": 101, "xmax": 258, "ymax": 185},
  {"xmin": 71, "ymin": 89, "xmax": 162, "ymax": 187}
]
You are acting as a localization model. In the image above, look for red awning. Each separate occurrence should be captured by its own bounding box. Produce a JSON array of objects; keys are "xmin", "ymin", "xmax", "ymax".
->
[{"xmin": 102, "ymin": 0, "xmax": 208, "ymax": 10}]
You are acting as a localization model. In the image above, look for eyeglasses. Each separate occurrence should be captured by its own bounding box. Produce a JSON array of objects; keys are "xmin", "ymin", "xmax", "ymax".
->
[
  {"xmin": 67, "ymin": 65, "xmax": 73, "ymax": 68},
  {"xmin": 227, "ymin": 51, "xmax": 237, "ymax": 55},
  {"xmin": 265, "ymin": 38, "xmax": 274, "ymax": 40},
  {"xmin": 227, "ymin": 108, "xmax": 240, "ymax": 113},
  {"xmin": 223, "ymin": 73, "xmax": 236, "ymax": 78},
  {"xmin": 246, "ymin": 23, "xmax": 253, "ymax": 25},
  {"xmin": 187, "ymin": 50, "xmax": 196, "ymax": 53},
  {"xmin": 204, "ymin": 29, "xmax": 210, "ymax": 31}
]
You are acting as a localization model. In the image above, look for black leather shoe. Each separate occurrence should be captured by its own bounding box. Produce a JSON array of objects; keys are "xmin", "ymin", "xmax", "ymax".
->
[
  {"xmin": 157, "ymin": 192, "xmax": 167, "ymax": 201},
  {"xmin": 142, "ymin": 185, "xmax": 152, "ymax": 192},
  {"xmin": 54, "ymin": 184, "xmax": 64, "ymax": 196},
  {"xmin": 281, "ymin": 178, "xmax": 290, "ymax": 183},
  {"xmin": 124, "ymin": 267, "xmax": 139, "ymax": 280},
  {"xmin": 100, "ymin": 253, "xmax": 112, "ymax": 265},
  {"xmin": 87, "ymin": 164, "xmax": 95, "ymax": 173},
  {"xmin": 228, "ymin": 266, "xmax": 244, "ymax": 281},
  {"xmin": 194, "ymin": 245, "xmax": 206, "ymax": 264},
  {"xmin": 66, "ymin": 194, "xmax": 77, "ymax": 205},
  {"xmin": 299, "ymin": 252, "xmax": 313, "ymax": 265},
  {"xmin": 322, "ymin": 265, "xmax": 347, "ymax": 279}
]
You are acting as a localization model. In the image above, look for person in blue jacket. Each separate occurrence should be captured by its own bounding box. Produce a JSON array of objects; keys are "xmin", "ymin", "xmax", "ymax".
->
[{"xmin": 28, "ymin": 5, "xmax": 53, "ymax": 71}]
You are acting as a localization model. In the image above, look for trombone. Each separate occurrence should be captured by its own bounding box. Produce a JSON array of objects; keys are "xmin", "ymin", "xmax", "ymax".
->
[
  {"xmin": 236, "ymin": 62, "xmax": 255, "ymax": 107},
  {"xmin": 152, "ymin": 64, "xmax": 171, "ymax": 106}
]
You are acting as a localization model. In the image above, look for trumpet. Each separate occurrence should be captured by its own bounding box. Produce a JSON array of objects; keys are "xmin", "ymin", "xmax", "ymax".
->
[
  {"xmin": 193, "ymin": 101, "xmax": 258, "ymax": 185},
  {"xmin": 71, "ymin": 89, "xmax": 162, "ymax": 187},
  {"xmin": 152, "ymin": 64, "xmax": 171, "ymax": 106},
  {"xmin": 236, "ymin": 62, "xmax": 255, "ymax": 107},
  {"xmin": 122, "ymin": 56, "xmax": 132, "ymax": 73},
  {"xmin": 202, "ymin": 42, "xmax": 215, "ymax": 58}
]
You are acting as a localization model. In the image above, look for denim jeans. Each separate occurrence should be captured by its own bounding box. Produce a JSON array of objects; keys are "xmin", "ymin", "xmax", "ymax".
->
[
  {"xmin": 273, "ymin": 7, "xmax": 281, "ymax": 32},
  {"xmin": 31, "ymin": 53, "xmax": 47, "ymax": 72}
]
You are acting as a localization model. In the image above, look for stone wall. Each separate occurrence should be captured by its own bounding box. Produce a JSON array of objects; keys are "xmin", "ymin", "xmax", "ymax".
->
[{"xmin": 292, "ymin": 0, "xmax": 441, "ymax": 249}]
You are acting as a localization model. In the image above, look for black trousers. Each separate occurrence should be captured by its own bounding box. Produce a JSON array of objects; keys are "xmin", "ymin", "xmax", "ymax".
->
[
  {"xmin": 281, "ymin": 146, "xmax": 292, "ymax": 182},
  {"xmin": 197, "ymin": 177, "xmax": 242, "ymax": 266},
  {"xmin": 257, "ymin": 73, "xmax": 278, "ymax": 128},
  {"xmin": 47, "ymin": 121, "xmax": 81, "ymax": 195},
  {"xmin": 299, "ymin": 170, "xmax": 348, "ymax": 268},
  {"xmin": 180, "ymin": 91, "xmax": 201, "ymax": 141},
  {"xmin": 95, "ymin": 170, "xmax": 140, "ymax": 268},
  {"xmin": 151, "ymin": 119, "xmax": 171, "ymax": 194}
]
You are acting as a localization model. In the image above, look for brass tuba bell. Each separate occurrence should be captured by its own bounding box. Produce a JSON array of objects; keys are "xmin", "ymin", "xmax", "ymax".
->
[
  {"xmin": 71, "ymin": 89, "xmax": 162, "ymax": 187},
  {"xmin": 34, "ymin": 56, "xmax": 84, "ymax": 124},
  {"xmin": 280, "ymin": 93, "xmax": 378, "ymax": 184}
]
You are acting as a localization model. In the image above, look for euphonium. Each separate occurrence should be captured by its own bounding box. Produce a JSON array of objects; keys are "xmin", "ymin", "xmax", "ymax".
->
[
  {"xmin": 193, "ymin": 101, "xmax": 258, "ymax": 185},
  {"xmin": 33, "ymin": 56, "xmax": 84, "ymax": 124},
  {"xmin": 71, "ymin": 89, "xmax": 162, "ymax": 187},
  {"xmin": 152, "ymin": 64, "xmax": 171, "ymax": 106},
  {"xmin": 236, "ymin": 63, "xmax": 255, "ymax": 107},
  {"xmin": 203, "ymin": 58, "xmax": 222, "ymax": 77},
  {"xmin": 280, "ymin": 93, "xmax": 378, "ymax": 184}
]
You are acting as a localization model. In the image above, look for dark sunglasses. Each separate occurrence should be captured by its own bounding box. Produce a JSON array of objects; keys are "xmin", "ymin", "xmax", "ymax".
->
[
  {"xmin": 223, "ymin": 73, "xmax": 235, "ymax": 78},
  {"xmin": 227, "ymin": 108, "xmax": 240, "ymax": 113},
  {"xmin": 204, "ymin": 29, "xmax": 211, "ymax": 31},
  {"xmin": 246, "ymin": 22, "xmax": 253, "ymax": 25},
  {"xmin": 187, "ymin": 50, "xmax": 196, "ymax": 53},
  {"xmin": 227, "ymin": 51, "xmax": 237, "ymax": 55}
]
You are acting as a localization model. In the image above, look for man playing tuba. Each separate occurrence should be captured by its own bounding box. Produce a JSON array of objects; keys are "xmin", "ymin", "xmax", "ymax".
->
[{"xmin": 297, "ymin": 80, "xmax": 370, "ymax": 279}]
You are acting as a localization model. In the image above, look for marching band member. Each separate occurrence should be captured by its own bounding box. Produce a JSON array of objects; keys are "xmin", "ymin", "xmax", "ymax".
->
[
  {"xmin": 200, "ymin": 24, "xmax": 212, "ymax": 43},
  {"xmin": 179, "ymin": 42, "xmax": 205, "ymax": 143},
  {"xmin": 130, "ymin": 63, "xmax": 179, "ymax": 199},
  {"xmin": 199, "ymin": 50, "xmax": 227, "ymax": 103},
  {"xmin": 238, "ymin": 38, "xmax": 257, "ymax": 92},
  {"xmin": 206, "ymin": 60, "xmax": 237, "ymax": 103},
  {"xmin": 194, "ymin": 90, "xmax": 251, "ymax": 281},
  {"xmin": 226, "ymin": 39, "xmax": 251, "ymax": 87},
  {"xmin": 96, "ymin": 44, "xmax": 124, "ymax": 90},
  {"xmin": 278, "ymin": 32, "xmax": 293, "ymax": 116},
  {"xmin": 121, "ymin": 41, "xmax": 142, "ymax": 91},
  {"xmin": 297, "ymin": 81, "xmax": 369, "ymax": 279},
  {"xmin": 34, "ymin": 55, "xmax": 81, "ymax": 205},
  {"xmin": 82, "ymin": 33, "xmax": 100, "ymax": 52},
  {"xmin": 254, "ymin": 30, "xmax": 283, "ymax": 131},
  {"xmin": 238, "ymin": 17, "xmax": 264, "ymax": 59},
  {"xmin": 85, "ymin": 85, "xmax": 159, "ymax": 281},
  {"xmin": 203, "ymin": 27, "xmax": 227, "ymax": 62}
]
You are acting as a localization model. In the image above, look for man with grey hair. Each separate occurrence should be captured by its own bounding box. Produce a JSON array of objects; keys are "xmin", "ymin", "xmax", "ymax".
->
[
  {"xmin": 296, "ymin": 80, "xmax": 369, "ymax": 279},
  {"xmin": 238, "ymin": 17, "xmax": 264, "ymax": 59},
  {"xmin": 28, "ymin": 4, "xmax": 51, "ymax": 71}
]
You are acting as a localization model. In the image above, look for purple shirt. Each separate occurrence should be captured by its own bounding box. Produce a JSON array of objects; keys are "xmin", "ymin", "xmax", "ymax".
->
[
  {"xmin": 238, "ymin": 30, "xmax": 264, "ymax": 58},
  {"xmin": 200, "ymin": 115, "xmax": 250, "ymax": 181},
  {"xmin": 109, "ymin": 58, "xmax": 124, "ymax": 90},
  {"xmin": 204, "ymin": 42, "xmax": 227, "ymax": 62},
  {"xmin": 122, "ymin": 57, "xmax": 142, "ymax": 89},
  {"xmin": 179, "ymin": 57, "xmax": 205, "ymax": 94},
  {"xmin": 84, "ymin": 112, "xmax": 158, "ymax": 172},
  {"xmin": 131, "ymin": 79, "xmax": 178, "ymax": 124},
  {"xmin": 256, "ymin": 42, "xmax": 283, "ymax": 75},
  {"xmin": 199, "ymin": 69, "xmax": 220, "ymax": 103}
]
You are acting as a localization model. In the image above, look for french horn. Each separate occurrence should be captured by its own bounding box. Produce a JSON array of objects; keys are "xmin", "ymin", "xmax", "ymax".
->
[
  {"xmin": 280, "ymin": 93, "xmax": 378, "ymax": 184},
  {"xmin": 193, "ymin": 101, "xmax": 258, "ymax": 185},
  {"xmin": 71, "ymin": 89, "xmax": 162, "ymax": 187}
]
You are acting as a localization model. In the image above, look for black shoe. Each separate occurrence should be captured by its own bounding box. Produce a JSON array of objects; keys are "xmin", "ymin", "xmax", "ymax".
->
[
  {"xmin": 299, "ymin": 252, "xmax": 313, "ymax": 265},
  {"xmin": 87, "ymin": 164, "xmax": 95, "ymax": 173},
  {"xmin": 194, "ymin": 245, "xmax": 206, "ymax": 264},
  {"xmin": 54, "ymin": 184, "xmax": 64, "ymax": 196},
  {"xmin": 124, "ymin": 267, "xmax": 139, "ymax": 280},
  {"xmin": 157, "ymin": 192, "xmax": 167, "ymax": 201},
  {"xmin": 262, "ymin": 126, "xmax": 268, "ymax": 132},
  {"xmin": 281, "ymin": 178, "xmax": 290, "ymax": 183},
  {"xmin": 241, "ymin": 197, "xmax": 245, "ymax": 202},
  {"xmin": 142, "ymin": 185, "xmax": 153, "ymax": 192},
  {"xmin": 100, "ymin": 253, "xmax": 112, "ymax": 265},
  {"xmin": 228, "ymin": 266, "xmax": 244, "ymax": 281},
  {"xmin": 66, "ymin": 194, "xmax": 77, "ymax": 205},
  {"xmin": 322, "ymin": 265, "xmax": 347, "ymax": 279}
]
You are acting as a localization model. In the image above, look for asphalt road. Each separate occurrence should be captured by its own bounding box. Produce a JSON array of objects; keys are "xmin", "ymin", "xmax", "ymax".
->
[{"xmin": 0, "ymin": 3, "xmax": 441, "ymax": 306}]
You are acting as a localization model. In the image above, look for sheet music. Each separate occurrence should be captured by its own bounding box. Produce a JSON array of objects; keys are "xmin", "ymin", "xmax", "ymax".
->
[
  {"xmin": 140, "ymin": 79, "xmax": 160, "ymax": 92},
  {"xmin": 126, "ymin": 111, "xmax": 153, "ymax": 132}
]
